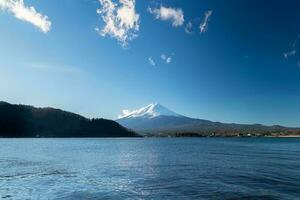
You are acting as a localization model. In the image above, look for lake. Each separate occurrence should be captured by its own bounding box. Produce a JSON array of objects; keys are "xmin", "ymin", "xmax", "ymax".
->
[{"xmin": 0, "ymin": 138, "xmax": 300, "ymax": 200}]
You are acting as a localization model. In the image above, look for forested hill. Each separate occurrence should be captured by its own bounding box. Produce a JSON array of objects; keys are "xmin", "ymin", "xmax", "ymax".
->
[{"xmin": 0, "ymin": 101, "xmax": 138, "ymax": 138}]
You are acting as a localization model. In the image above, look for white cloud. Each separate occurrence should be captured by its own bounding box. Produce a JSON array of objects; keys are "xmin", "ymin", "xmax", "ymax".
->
[
  {"xmin": 0, "ymin": 0, "xmax": 51, "ymax": 33},
  {"xmin": 283, "ymin": 36, "xmax": 299, "ymax": 59},
  {"xmin": 185, "ymin": 21, "xmax": 193, "ymax": 34},
  {"xmin": 96, "ymin": 0, "xmax": 140, "ymax": 47},
  {"xmin": 161, "ymin": 54, "xmax": 172, "ymax": 64},
  {"xmin": 283, "ymin": 50, "xmax": 296, "ymax": 59},
  {"xmin": 118, "ymin": 109, "xmax": 131, "ymax": 119},
  {"xmin": 200, "ymin": 10, "xmax": 213, "ymax": 33},
  {"xmin": 148, "ymin": 56, "xmax": 156, "ymax": 66},
  {"xmin": 148, "ymin": 6, "xmax": 184, "ymax": 27}
]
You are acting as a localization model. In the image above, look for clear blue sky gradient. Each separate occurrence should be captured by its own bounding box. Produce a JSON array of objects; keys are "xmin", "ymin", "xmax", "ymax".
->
[{"xmin": 1, "ymin": 0, "xmax": 300, "ymax": 126}]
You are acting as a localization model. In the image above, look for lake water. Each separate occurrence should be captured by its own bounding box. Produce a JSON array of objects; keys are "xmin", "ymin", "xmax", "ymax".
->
[{"xmin": 0, "ymin": 138, "xmax": 300, "ymax": 200}]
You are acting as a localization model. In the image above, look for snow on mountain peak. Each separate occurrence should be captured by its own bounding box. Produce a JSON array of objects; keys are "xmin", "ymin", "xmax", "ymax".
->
[{"xmin": 118, "ymin": 103, "xmax": 182, "ymax": 119}]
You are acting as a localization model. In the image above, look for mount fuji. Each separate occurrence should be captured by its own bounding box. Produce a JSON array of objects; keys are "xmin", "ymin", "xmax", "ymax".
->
[
  {"xmin": 117, "ymin": 103, "xmax": 298, "ymax": 136},
  {"xmin": 117, "ymin": 103, "xmax": 182, "ymax": 119},
  {"xmin": 117, "ymin": 103, "xmax": 194, "ymax": 135}
]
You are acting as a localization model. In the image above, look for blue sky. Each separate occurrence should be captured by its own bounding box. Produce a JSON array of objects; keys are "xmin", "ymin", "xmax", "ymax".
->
[{"xmin": 0, "ymin": 0, "xmax": 300, "ymax": 126}]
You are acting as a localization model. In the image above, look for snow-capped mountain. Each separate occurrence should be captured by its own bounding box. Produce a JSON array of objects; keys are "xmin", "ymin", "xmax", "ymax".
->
[
  {"xmin": 117, "ymin": 103, "xmax": 197, "ymax": 134},
  {"xmin": 116, "ymin": 103, "xmax": 293, "ymax": 136},
  {"xmin": 118, "ymin": 103, "xmax": 182, "ymax": 119}
]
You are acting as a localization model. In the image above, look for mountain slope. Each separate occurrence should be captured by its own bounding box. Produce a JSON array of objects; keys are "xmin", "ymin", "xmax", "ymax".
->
[
  {"xmin": 118, "ymin": 103, "xmax": 181, "ymax": 119},
  {"xmin": 0, "ymin": 101, "xmax": 138, "ymax": 138},
  {"xmin": 117, "ymin": 103, "xmax": 300, "ymax": 136}
]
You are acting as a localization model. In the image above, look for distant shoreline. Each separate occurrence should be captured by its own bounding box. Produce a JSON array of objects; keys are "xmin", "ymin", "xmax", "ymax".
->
[
  {"xmin": 1, "ymin": 135, "xmax": 300, "ymax": 139},
  {"xmin": 267, "ymin": 135, "xmax": 300, "ymax": 138}
]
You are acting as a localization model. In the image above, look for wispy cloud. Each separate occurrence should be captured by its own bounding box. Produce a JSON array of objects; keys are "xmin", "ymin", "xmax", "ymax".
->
[
  {"xmin": 161, "ymin": 54, "xmax": 172, "ymax": 64},
  {"xmin": 148, "ymin": 6, "xmax": 184, "ymax": 27},
  {"xmin": 185, "ymin": 21, "xmax": 193, "ymax": 34},
  {"xmin": 199, "ymin": 10, "xmax": 213, "ymax": 33},
  {"xmin": 0, "ymin": 0, "xmax": 51, "ymax": 33},
  {"xmin": 96, "ymin": 0, "xmax": 140, "ymax": 47},
  {"xmin": 148, "ymin": 57, "xmax": 156, "ymax": 66},
  {"xmin": 283, "ymin": 50, "xmax": 296, "ymax": 59},
  {"xmin": 283, "ymin": 36, "xmax": 299, "ymax": 59}
]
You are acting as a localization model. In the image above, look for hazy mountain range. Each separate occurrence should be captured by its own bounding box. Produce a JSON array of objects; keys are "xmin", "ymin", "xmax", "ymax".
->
[
  {"xmin": 0, "ymin": 101, "xmax": 299, "ymax": 138},
  {"xmin": 117, "ymin": 103, "xmax": 300, "ymax": 137}
]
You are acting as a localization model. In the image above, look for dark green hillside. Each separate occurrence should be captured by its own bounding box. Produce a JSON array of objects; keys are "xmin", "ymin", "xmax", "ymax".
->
[{"xmin": 0, "ymin": 101, "xmax": 138, "ymax": 138}]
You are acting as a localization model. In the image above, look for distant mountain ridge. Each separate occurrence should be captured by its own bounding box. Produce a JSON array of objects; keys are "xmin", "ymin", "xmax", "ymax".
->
[
  {"xmin": 0, "ymin": 101, "xmax": 137, "ymax": 138},
  {"xmin": 117, "ymin": 103, "xmax": 300, "ymax": 137}
]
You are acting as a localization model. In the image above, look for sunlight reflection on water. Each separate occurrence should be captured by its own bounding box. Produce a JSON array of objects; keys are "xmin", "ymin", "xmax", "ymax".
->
[{"xmin": 0, "ymin": 138, "xmax": 300, "ymax": 200}]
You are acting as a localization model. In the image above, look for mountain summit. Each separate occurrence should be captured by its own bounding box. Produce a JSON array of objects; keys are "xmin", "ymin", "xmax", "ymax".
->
[{"xmin": 118, "ymin": 103, "xmax": 182, "ymax": 119}]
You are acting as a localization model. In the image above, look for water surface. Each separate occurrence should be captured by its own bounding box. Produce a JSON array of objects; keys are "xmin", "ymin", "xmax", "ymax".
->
[{"xmin": 0, "ymin": 138, "xmax": 300, "ymax": 200}]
